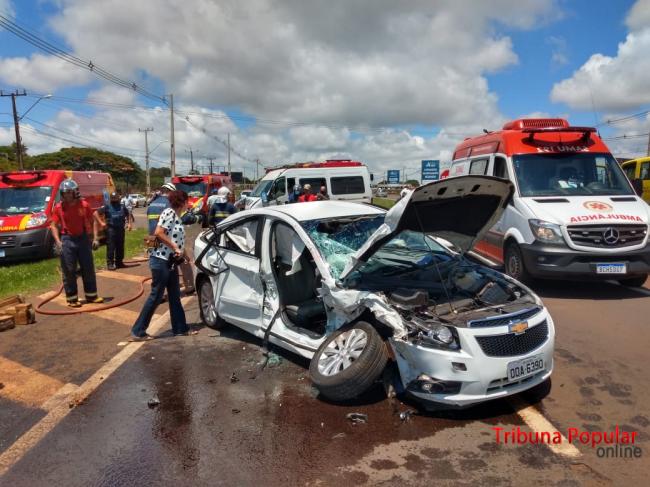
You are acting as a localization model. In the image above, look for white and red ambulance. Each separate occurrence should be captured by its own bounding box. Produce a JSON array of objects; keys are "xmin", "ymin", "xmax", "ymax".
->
[{"xmin": 449, "ymin": 118, "xmax": 650, "ymax": 286}]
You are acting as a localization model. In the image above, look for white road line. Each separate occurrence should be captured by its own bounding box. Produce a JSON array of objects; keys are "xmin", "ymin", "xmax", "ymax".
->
[
  {"xmin": 510, "ymin": 397, "xmax": 581, "ymax": 458},
  {"xmin": 0, "ymin": 296, "xmax": 194, "ymax": 478}
]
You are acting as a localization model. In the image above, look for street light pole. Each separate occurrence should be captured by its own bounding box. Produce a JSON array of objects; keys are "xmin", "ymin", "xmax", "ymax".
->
[{"xmin": 139, "ymin": 127, "xmax": 154, "ymax": 195}]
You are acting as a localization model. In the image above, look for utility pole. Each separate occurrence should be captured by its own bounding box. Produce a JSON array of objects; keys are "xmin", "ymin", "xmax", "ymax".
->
[
  {"xmin": 189, "ymin": 148, "xmax": 195, "ymax": 173},
  {"xmin": 646, "ymin": 132, "xmax": 650, "ymax": 157},
  {"xmin": 227, "ymin": 133, "xmax": 231, "ymax": 176},
  {"xmin": 255, "ymin": 158, "xmax": 260, "ymax": 182},
  {"xmin": 168, "ymin": 94, "xmax": 176, "ymax": 178},
  {"xmin": 139, "ymin": 127, "xmax": 154, "ymax": 195},
  {"xmin": 207, "ymin": 156, "xmax": 215, "ymax": 174},
  {"xmin": 1, "ymin": 90, "xmax": 27, "ymax": 170}
]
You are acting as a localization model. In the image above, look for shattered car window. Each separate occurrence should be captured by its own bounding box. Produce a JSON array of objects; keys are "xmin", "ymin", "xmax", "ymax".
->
[
  {"xmin": 301, "ymin": 215, "xmax": 384, "ymax": 278},
  {"xmin": 225, "ymin": 219, "xmax": 258, "ymax": 255}
]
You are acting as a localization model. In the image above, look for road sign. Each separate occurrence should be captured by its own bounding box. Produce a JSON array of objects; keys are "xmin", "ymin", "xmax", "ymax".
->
[
  {"xmin": 387, "ymin": 170, "xmax": 400, "ymax": 184},
  {"xmin": 421, "ymin": 160, "xmax": 440, "ymax": 181}
]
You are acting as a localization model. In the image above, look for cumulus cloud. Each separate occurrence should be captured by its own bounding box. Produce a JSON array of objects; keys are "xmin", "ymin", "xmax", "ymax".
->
[
  {"xmin": 44, "ymin": 0, "xmax": 559, "ymax": 128},
  {"xmin": 551, "ymin": 0, "xmax": 650, "ymax": 111},
  {"xmin": 0, "ymin": 53, "xmax": 91, "ymax": 92}
]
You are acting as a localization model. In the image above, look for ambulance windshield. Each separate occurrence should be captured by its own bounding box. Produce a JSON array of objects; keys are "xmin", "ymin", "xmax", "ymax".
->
[
  {"xmin": 512, "ymin": 153, "xmax": 634, "ymax": 197},
  {"xmin": 0, "ymin": 186, "xmax": 53, "ymax": 215}
]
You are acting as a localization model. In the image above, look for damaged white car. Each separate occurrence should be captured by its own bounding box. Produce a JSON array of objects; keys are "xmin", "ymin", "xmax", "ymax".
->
[{"xmin": 194, "ymin": 176, "xmax": 555, "ymax": 409}]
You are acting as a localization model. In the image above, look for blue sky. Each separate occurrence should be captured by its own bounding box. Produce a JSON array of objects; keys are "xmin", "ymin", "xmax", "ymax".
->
[{"xmin": 1, "ymin": 0, "xmax": 650, "ymax": 176}]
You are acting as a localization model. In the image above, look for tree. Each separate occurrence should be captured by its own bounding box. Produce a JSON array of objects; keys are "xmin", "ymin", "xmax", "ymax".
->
[
  {"xmin": 149, "ymin": 166, "xmax": 171, "ymax": 190},
  {"xmin": 405, "ymin": 179, "xmax": 420, "ymax": 187}
]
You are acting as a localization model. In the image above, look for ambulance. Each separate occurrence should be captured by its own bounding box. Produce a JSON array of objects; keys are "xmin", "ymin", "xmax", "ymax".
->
[
  {"xmin": 245, "ymin": 160, "xmax": 372, "ymax": 209},
  {"xmin": 449, "ymin": 118, "xmax": 650, "ymax": 287},
  {"xmin": 0, "ymin": 169, "xmax": 114, "ymax": 261}
]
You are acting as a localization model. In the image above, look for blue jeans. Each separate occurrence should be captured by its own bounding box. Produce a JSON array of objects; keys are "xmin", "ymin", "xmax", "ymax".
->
[{"xmin": 131, "ymin": 256, "xmax": 188, "ymax": 337}]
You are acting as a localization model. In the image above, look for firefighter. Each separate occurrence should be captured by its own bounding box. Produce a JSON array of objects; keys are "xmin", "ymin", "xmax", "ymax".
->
[
  {"xmin": 208, "ymin": 187, "xmax": 237, "ymax": 226},
  {"xmin": 298, "ymin": 184, "xmax": 318, "ymax": 202},
  {"xmin": 101, "ymin": 191, "xmax": 133, "ymax": 270},
  {"xmin": 50, "ymin": 179, "xmax": 103, "ymax": 307},
  {"xmin": 147, "ymin": 182, "xmax": 177, "ymax": 235}
]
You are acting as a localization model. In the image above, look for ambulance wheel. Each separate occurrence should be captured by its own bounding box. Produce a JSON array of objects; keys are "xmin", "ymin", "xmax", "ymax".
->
[
  {"xmin": 504, "ymin": 242, "xmax": 531, "ymax": 283},
  {"xmin": 198, "ymin": 277, "xmax": 227, "ymax": 329},
  {"xmin": 618, "ymin": 275, "xmax": 648, "ymax": 288}
]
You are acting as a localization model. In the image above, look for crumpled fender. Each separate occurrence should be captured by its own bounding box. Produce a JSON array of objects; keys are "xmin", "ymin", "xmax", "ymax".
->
[{"xmin": 318, "ymin": 284, "xmax": 407, "ymax": 339}]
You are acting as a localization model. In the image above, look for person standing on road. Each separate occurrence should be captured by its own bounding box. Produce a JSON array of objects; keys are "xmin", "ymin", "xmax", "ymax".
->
[
  {"xmin": 131, "ymin": 190, "xmax": 194, "ymax": 340},
  {"xmin": 208, "ymin": 187, "xmax": 237, "ymax": 226},
  {"xmin": 147, "ymin": 182, "xmax": 176, "ymax": 235},
  {"xmin": 298, "ymin": 184, "xmax": 318, "ymax": 202},
  {"xmin": 100, "ymin": 191, "xmax": 132, "ymax": 270},
  {"xmin": 50, "ymin": 179, "xmax": 104, "ymax": 308}
]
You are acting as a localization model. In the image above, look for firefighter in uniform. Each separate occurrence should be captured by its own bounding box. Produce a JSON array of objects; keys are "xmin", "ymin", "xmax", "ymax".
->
[
  {"xmin": 50, "ymin": 179, "xmax": 104, "ymax": 307},
  {"xmin": 101, "ymin": 191, "xmax": 133, "ymax": 270},
  {"xmin": 208, "ymin": 187, "xmax": 237, "ymax": 226}
]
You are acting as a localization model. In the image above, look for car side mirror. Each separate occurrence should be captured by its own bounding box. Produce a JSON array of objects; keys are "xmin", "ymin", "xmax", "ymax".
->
[{"xmin": 631, "ymin": 178, "xmax": 643, "ymax": 196}]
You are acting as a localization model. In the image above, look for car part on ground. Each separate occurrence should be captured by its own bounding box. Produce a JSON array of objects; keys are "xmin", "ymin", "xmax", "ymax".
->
[{"xmin": 309, "ymin": 321, "xmax": 388, "ymax": 401}]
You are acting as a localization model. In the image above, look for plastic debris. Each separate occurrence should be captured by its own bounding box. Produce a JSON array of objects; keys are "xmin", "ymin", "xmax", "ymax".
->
[
  {"xmin": 346, "ymin": 412, "xmax": 368, "ymax": 424},
  {"xmin": 267, "ymin": 352, "xmax": 282, "ymax": 368},
  {"xmin": 230, "ymin": 372, "xmax": 239, "ymax": 383},
  {"xmin": 399, "ymin": 409, "xmax": 417, "ymax": 422},
  {"xmin": 147, "ymin": 396, "xmax": 160, "ymax": 408}
]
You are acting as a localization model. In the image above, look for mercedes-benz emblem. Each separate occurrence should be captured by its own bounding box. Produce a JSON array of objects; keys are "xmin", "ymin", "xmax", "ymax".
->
[{"xmin": 603, "ymin": 227, "xmax": 619, "ymax": 245}]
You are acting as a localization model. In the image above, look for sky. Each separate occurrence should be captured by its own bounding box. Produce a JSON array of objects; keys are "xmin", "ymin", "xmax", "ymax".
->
[{"xmin": 1, "ymin": 0, "xmax": 650, "ymax": 180}]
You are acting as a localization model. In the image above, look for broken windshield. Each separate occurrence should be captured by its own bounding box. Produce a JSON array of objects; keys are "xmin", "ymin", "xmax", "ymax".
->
[{"xmin": 301, "ymin": 215, "xmax": 385, "ymax": 278}]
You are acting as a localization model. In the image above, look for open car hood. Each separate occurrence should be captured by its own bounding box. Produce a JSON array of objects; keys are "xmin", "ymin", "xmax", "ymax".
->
[{"xmin": 340, "ymin": 176, "xmax": 514, "ymax": 280}]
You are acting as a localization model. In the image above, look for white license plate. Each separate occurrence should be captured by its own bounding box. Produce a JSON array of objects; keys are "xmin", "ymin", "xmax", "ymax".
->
[
  {"xmin": 596, "ymin": 263, "xmax": 627, "ymax": 274},
  {"xmin": 507, "ymin": 355, "xmax": 544, "ymax": 382},
  {"xmin": 0, "ymin": 249, "xmax": 5, "ymax": 258}
]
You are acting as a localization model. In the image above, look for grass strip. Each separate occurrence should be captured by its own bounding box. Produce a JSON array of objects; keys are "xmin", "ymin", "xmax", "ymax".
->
[{"xmin": 0, "ymin": 228, "xmax": 148, "ymax": 299}]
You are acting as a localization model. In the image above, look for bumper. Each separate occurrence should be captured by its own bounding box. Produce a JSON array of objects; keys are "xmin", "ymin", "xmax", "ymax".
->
[
  {"xmin": 0, "ymin": 227, "xmax": 51, "ymax": 261},
  {"xmin": 520, "ymin": 241, "xmax": 650, "ymax": 279},
  {"xmin": 390, "ymin": 312, "xmax": 555, "ymax": 409}
]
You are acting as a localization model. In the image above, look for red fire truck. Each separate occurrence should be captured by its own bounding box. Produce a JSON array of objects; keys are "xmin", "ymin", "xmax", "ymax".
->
[{"xmin": 171, "ymin": 173, "xmax": 233, "ymax": 220}]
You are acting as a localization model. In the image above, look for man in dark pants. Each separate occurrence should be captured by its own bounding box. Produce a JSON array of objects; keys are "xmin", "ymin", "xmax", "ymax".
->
[
  {"xmin": 101, "ymin": 191, "xmax": 133, "ymax": 270},
  {"xmin": 50, "ymin": 179, "xmax": 103, "ymax": 308}
]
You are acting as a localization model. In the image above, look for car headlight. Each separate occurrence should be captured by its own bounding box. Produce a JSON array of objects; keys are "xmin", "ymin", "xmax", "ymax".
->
[
  {"xmin": 417, "ymin": 324, "xmax": 460, "ymax": 350},
  {"xmin": 26, "ymin": 212, "xmax": 48, "ymax": 229},
  {"xmin": 528, "ymin": 219, "xmax": 564, "ymax": 244}
]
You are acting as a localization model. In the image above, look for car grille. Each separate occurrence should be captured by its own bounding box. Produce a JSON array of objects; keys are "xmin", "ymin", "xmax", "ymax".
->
[
  {"xmin": 0, "ymin": 235, "xmax": 16, "ymax": 248},
  {"xmin": 475, "ymin": 321, "xmax": 549, "ymax": 357},
  {"xmin": 468, "ymin": 307, "xmax": 542, "ymax": 328},
  {"xmin": 567, "ymin": 224, "xmax": 647, "ymax": 248}
]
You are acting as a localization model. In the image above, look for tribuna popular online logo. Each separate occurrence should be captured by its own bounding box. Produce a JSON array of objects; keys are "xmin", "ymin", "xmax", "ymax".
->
[{"xmin": 493, "ymin": 426, "xmax": 642, "ymax": 458}]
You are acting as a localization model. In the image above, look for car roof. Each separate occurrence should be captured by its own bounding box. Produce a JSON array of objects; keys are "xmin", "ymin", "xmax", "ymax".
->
[{"xmin": 248, "ymin": 201, "xmax": 384, "ymax": 221}]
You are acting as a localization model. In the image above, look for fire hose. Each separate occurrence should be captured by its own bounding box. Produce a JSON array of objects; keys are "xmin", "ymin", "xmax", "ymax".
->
[{"xmin": 36, "ymin": 257, "xmax": 152, "ymax": 316}]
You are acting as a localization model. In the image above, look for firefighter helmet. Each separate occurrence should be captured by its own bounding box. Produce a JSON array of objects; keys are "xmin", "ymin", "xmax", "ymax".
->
[{"xmin": 59, "ymin": 178, "xmax": 80, "ymax": 198}]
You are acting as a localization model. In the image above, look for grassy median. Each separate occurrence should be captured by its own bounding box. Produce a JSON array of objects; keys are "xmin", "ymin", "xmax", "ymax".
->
[
  {"xmin": 371, "ymin": 197, "xmax": 396, "ymax": 210},
  {"xmin": 0, "ymin": 228, "xmax": 148, "ymax": 299}
]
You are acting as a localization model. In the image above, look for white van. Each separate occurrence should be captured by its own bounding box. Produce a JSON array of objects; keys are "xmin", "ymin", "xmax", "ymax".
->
[
  {"xmin": 449, "ymin": 118, "xmax": 650, "ymax": 287},
  {"xmin": 245, "ymin": 160, "xmax": 372, "ymax": 209}
]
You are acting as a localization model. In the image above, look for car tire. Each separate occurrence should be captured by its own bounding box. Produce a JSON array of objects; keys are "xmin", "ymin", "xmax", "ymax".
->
[
  {"xmin": 198, "ymin": 277, "xmax": 227, "ymax": 329},
  {"xmin": 504, "ymin": 242, "xmax": 532, "ymax": 283},
  {"xmin": 618, "ymin": 275, "xmax": 648, "ymax": 288},
  {"xmin": 309, "ymin": 321, "xmax": 388, "ymax": 402}
]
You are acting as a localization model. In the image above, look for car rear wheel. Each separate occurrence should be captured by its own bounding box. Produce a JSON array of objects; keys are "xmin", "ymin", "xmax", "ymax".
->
[
  {"xmin": 618, "ymin": 275, "xmax": 648, "ymax": 288},
  {"xmin": 198, "ymin": 277, "xmax": 227, "ymax": 329},
  {"xmin": 309, "ymin": 321, "xmax": 388, "ymax": 402},
  {"xmin": 504, "ymin": 242, "xmax": 532, "ymax": 283}
]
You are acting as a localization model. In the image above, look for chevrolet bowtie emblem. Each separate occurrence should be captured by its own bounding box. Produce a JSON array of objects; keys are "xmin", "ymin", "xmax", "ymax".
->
[{"xmin": 509, "ymin": 321, "xmax": 528, "ymax": 334}]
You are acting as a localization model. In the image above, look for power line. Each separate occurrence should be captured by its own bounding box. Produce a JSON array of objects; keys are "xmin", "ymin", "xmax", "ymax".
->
[
  {"xmin": 0, "ymin": 13, "xmax": 165, "ymax": 103},
  {"xmin": 597, "ymin": 110, "xmax": 650, "ymax": 127}
]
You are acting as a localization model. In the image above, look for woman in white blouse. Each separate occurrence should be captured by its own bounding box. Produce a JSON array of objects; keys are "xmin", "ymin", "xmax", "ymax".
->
[{"xmin": 130, "ymin": 190, "xmax": 193, "ymax": 340}]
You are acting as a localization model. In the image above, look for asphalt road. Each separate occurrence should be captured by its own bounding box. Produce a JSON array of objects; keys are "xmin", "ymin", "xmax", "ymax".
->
[{"xmin": 0, "ymin": 213, "xmax": 648, "ymax": 485}]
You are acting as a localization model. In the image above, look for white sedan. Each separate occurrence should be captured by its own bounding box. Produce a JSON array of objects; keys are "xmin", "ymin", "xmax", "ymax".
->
[
  {"xmin": 128, "ymin": 193, "xmax": 147, "ymax": 207},
  {"xmin": 194, "ymin": 176, "xmax": 555, "ymax": 409}
]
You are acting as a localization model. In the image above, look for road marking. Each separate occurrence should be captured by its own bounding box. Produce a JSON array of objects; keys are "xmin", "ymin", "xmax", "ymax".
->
[
  {"xmin": 0, "ymin": 296, "xmax": 194, "ymax": 477},
  {"xmin": 510, "ymin": 397, "xmax": 581, "ymax": 458},
  {"xmin": 0, "ymin": 357, "xmax": 65, "ymax": 408}
]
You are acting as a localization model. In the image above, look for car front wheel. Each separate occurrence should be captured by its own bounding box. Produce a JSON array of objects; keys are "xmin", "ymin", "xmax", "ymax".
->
[
  {"xmin": 198, "ymin": 277, "xmax": 227, "ymax": 329},
  {"xmin": 309, "ymin": 321, "xmax": 388, "ymax": 402},
  {"xmin": 504, "ymin": 242, "xmax": 532, "ymax": 283}
]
